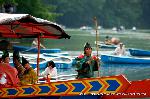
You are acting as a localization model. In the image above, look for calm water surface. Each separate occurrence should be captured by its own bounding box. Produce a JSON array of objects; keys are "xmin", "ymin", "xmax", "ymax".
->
[
  {"xmin": 54, "ymin": 50, "xmax": 150, "ymax": 81},
  {"xmin": 18, "ymin": 29, "xmax": 150, "ymax": 81}
]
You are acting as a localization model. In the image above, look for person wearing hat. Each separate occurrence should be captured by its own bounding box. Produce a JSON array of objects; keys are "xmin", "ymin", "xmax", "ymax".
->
[
  {"xmin": 75, "ymin": 42, "xmax": 99, "ymax": 79},
  {"xmin": 114, "ymin": 42, "xmax": 126, "ymax": 56},
  {"xmin": 19, "ymin": 57, "xmax": 38, "ymax": 85},
  {"xmin": 104, "ymin": 36, "xmax": 112, "ymax": 45}
]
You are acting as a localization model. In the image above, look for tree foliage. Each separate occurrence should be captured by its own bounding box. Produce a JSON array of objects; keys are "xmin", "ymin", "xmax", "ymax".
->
[
  {"xmin": 45, "ymin": 0, "xmax": 150, "ymax": 29},
  {"xmin": 1, "ymin": 0, "xmax": 150, "ymax": 28},
  {"xmin": 0, "ymin": 0, "xmax": 59, "ymax": 21}
]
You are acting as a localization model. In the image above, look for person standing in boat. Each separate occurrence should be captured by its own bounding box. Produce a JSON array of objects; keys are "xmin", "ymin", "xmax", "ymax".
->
[
  {"xmin": 75, "ymin": 42, "xmax": 99, "ymax": 79},
  {"xmin": 39, "ymin": 60, "xmax": 57, "ymax": 80},
  {"xmin": 19, "ymin": 57, "xmax": 38, "ymax": 85},
  {"xmin": 31, "ymin": 38, "xmax": 46, "ymax": 49},
  {"xmin": 114, "ymin": 42, "xmax": 126, "ymax": 56}
]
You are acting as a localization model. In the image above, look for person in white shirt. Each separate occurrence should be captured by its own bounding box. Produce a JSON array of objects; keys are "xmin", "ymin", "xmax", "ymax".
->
[
  {"xmin": 40, "ymin": 61, "xmax": 57, "ymax": 80},
  {"xmin": 32, "ymin": 38, "xmax": 46, "ymax": 49},
  {"xmin": 114, "ymin": 43, "xmax": 126, "ymax": 56}
]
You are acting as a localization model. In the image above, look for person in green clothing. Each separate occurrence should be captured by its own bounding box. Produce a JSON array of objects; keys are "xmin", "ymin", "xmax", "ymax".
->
[
  {"xmin": 19, "ymin": 57, "xmax": 38, "ymax": 85},
  {"xmin": 75, "ymin": 42, "xmax": 99, "ymax": 79}
]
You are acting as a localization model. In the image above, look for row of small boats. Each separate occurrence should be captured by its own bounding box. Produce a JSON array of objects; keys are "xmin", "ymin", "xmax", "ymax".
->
[{"xmin": 13, "ymin": 45, "xmax": 150, "ymax": 65}]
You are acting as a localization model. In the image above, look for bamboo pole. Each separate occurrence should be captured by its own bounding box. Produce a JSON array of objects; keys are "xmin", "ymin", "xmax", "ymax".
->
[
  {"xmin": 37, "ymin": 36, "xmax": 40, "ymax": 82},
  {"xmin": 93, "ymin": 17, "xmax": 100, "ymax": 77}
]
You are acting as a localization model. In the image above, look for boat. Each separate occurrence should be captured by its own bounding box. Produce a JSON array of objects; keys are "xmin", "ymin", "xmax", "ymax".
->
[
  {"xmin": 9, "ymin": 56, "xmax": 73, "ymax": 69},
  {"xmin": 43, "ymin": 52, "xmax": 69, "ymax": 57},
  {"xmin": 99, "ymin": 43, "xmax": 118, "ymax": 49},
  {"xmin": 95, "ymin": 41, "xmax": 118, "ymax": 49},
  {"xmin": 50, "ymin": 56, "xmax": 73, "ymax": 69},
  {"xmin": 129, "ymin": 48, "xmax": 150, "ymax": 56},
  {"xmin": 101, "ymin": 54, "xmax": 150, "ymax": 64},
  {"xmin": 13, "ymin": 45, "xmax": 61, "ymax": 53},
  {"xmin": 1, "ymin": 74, "xmax": 150, "ymax": 98}
]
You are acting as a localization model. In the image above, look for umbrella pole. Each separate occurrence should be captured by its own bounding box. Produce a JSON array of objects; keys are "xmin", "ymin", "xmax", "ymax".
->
[
  {"xmin": 93, "ymin": 17, "xmax": 100, "ymax": 77},
  {"xmin": 37, "ymin": 36, "xmax": 40, "ymax": 82}
]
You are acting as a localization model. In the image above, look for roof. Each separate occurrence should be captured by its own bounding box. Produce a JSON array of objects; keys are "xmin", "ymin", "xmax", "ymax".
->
[{"xmin": 0, "ymin": 13, "xmax": 70, "ymax": 39}]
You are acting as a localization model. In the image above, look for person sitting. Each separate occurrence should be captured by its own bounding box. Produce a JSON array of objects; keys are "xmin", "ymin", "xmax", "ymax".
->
[
  {"xmin": 39, "ymin": 61, "xmax": 57, "ymax": 81},
  {"xmin": 0, "ymin": 50, "xmax": 19, "ymax": 87},
  {"xmin": 104, "ymin": 36, "xmax": 112, "ymax": 45},
  {"xmin": 13, "ymin": 50, "xmax": 25, "ymax": 79},
  {"xmin": 31, "ymin": 38, "xmax": 46, "ymax": 49},
  {"xmin": 19, "ymin": 57, "xmax": 38, "ymax": 85},
  {"xmin": 75, "ymin": 42, "xmax": 99, "ymax": 79},
  {"xmin": 111, "ymin": 37, "xmax": 120, "ymax": 45},
  {"xmin": 114, "ymin": 43, "xmax": 126, "ymax": 56}
]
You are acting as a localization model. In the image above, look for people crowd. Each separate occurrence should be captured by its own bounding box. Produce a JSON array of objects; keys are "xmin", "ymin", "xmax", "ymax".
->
[
  {"xmin": 0, "ymin": 49, "xmax": 58, "ymax": 87},
  {"xmin": 1, "ymin": 42, "xmax": 100, "ymax": 87}
]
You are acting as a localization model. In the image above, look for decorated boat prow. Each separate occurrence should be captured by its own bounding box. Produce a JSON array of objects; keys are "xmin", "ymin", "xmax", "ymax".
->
[
  {"xmin": 1, "ymin": 74, "xmax": 150, "ymax": 98},
  {"xmin": 0, "ymin": 75, "xmax": 129, "ymax": 98}
]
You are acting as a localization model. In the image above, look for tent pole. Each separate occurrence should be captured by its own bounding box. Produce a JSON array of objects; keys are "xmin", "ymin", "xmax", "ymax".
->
[{"xmin": 37, "ymin": 36, "xmax": 40, "ymax": 82}]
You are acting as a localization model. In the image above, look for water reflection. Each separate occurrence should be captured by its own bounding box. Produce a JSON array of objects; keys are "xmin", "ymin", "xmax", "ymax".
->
[{"xmin": 100, "ymin": 63, "xmax": 150, "ymax": 81}]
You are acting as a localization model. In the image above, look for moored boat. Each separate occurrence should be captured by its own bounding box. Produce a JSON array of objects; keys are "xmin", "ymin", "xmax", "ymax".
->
[
  {"xmin": 13, "ymin": 45, "xmax": 61, "ymax": 53},
  {"xmin": 129, "ymin": 48, "xmax": 150, "ymax": 56},
  {"xmin": 99, "ymin": 43, "xmax": 118, "ymax": 49},
  {"xmin": 101, "ymin": 54, "xmax": 150, "ymax": 64},
  {"xmin": 43, "ymin": 52, "xmax": 69, "ymax": 57}
]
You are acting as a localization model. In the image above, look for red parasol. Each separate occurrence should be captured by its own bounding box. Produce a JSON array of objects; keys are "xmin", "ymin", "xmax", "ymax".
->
[
  {"xmin": 0, "ymin": 13, "xmax": 70, "ymax": 39},
  {"xmin": 0, "ymin": 13, "xmax": 70, "ymax": 80}
]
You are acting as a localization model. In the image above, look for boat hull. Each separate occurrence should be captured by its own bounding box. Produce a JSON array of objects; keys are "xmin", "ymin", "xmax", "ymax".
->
[
  {"xmin": 13, "ymin": 45, "xmax": 61, "ymax": 53},
  {"xmin": 129, "ymin": 48, "xmax": 150, "ymax": 56},
  {"xmin": 99, "ymin": 44, "xmax": 117, "ymax": 49},
  {"xmin": 101, "ymin": 54, "xmax": 150, "ymax": 64},
  {"xmin": 1, "ymin": 74, "xmax": 150, "ymax": 98}
]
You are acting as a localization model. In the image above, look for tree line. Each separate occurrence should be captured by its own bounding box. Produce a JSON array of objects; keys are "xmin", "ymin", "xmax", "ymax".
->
[{"xmin": 0, "ymin": 0, "xmax": 150, "ymax": 29}]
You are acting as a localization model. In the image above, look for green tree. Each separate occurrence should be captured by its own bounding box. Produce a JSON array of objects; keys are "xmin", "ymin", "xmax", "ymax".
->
[
  {"xmin": 47, "ymin": 0, "xmax": 105, "ymax": 28},
  {"xmin": 141, "ymin": 0, "xmax": 150, "ymax": 28},
  {"xmin": 102, "ymin": 0, "xmax": 142, "ymax": 28},
  {"xmin": 0, "ymin": 0, "xmax": 59, "ymax": 21}
]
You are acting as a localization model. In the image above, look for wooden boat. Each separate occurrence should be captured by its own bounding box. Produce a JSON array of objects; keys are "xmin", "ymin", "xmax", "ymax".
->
[
  {"xmin": 13, "ymin": 45, "xmax": 61, "ymax": 53},
  {"xmin": 1, "ymin": 74, "xmax": 150, "ymax": 98},
  {"xmin": 101, "ymin": 54, "xmax": 150, "ymax": 64},
  {"xmin": 129, "ymin": 48, "xmax": 150, "ymax": 56}
]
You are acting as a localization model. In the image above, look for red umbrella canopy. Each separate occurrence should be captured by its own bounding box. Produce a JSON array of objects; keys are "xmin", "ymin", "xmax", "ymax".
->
[{"xmin": 0, "ymin": 13, "xmax": 70, "ymax": 39}]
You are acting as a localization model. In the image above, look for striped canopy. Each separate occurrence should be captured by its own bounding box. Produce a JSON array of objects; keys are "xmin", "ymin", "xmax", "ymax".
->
[{"xmin": 0, "ymin": 13, "xmax": 70, "ymax": 39}]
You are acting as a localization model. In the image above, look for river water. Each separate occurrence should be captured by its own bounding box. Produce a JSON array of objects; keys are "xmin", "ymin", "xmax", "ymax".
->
[{"xmin": 60, "ymin": 30, "xmax": 150, "ymax": 81}]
